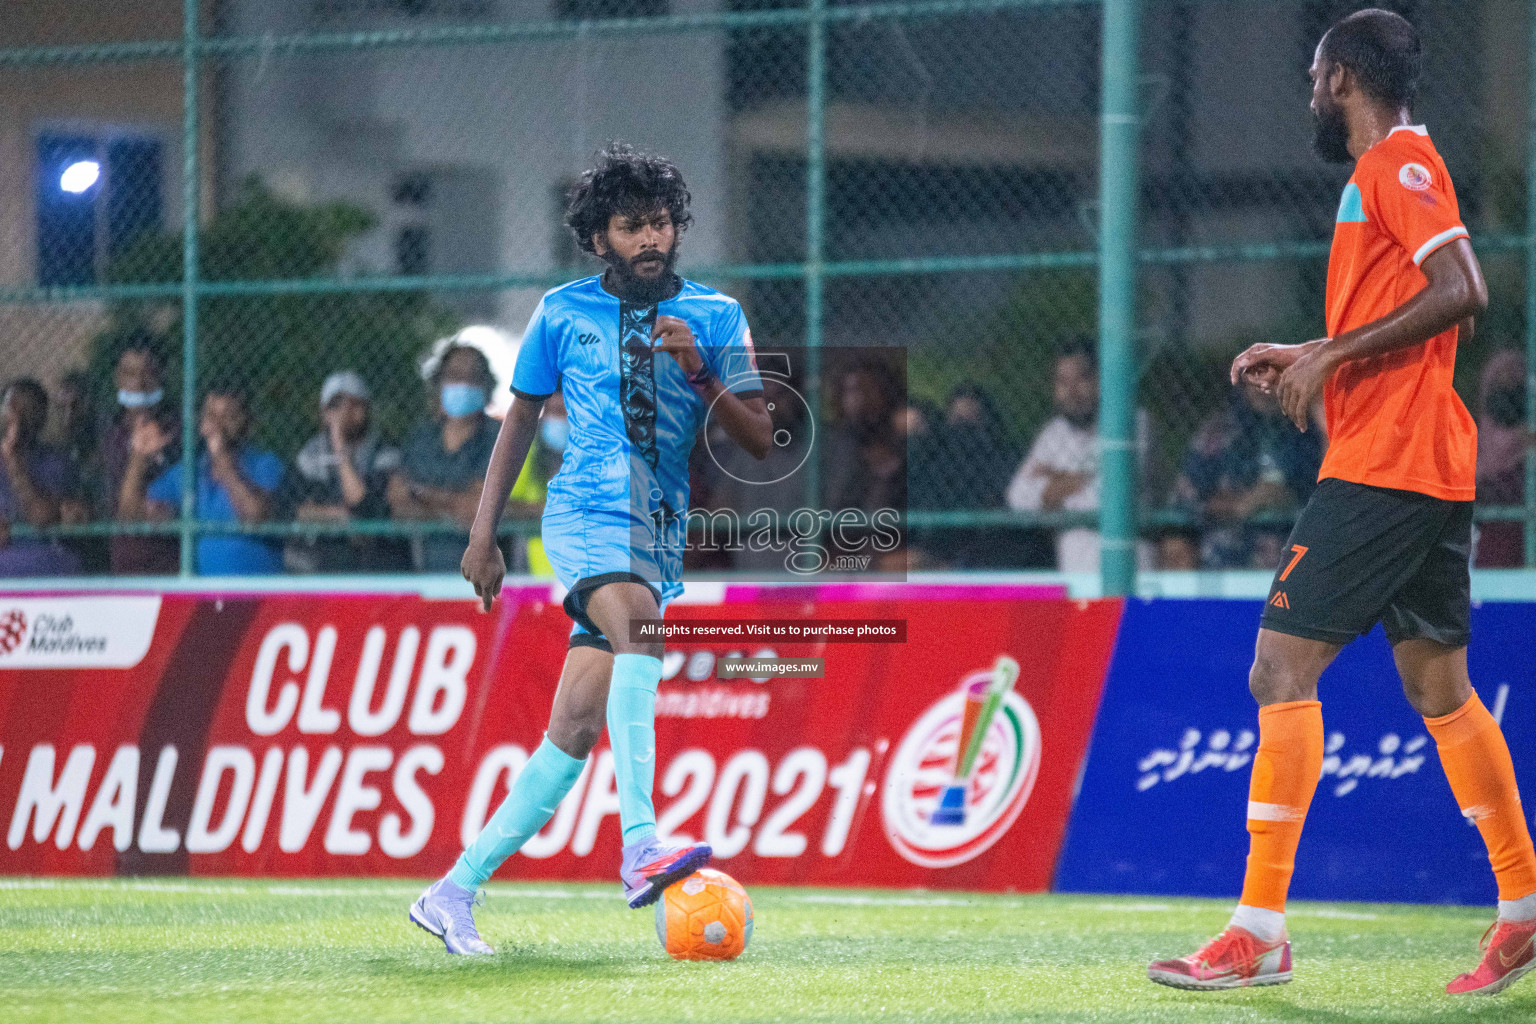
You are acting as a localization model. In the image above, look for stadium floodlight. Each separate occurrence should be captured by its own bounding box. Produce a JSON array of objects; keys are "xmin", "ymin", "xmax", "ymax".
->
[{"xmin": 59, "ymin": 159, "xmax": 101, "ymax": 194}]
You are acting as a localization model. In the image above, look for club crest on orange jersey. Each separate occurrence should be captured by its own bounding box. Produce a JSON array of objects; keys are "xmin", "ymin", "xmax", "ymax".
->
[{"xmin": 1399, "ymin": 163, "xmax": 1433, "ymax": 191}]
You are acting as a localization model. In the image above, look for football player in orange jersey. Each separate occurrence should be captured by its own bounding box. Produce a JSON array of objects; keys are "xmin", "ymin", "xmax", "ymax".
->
[{"xmin": 1148, "ymin": 9, "xmax": 1536, "ymax": 996}]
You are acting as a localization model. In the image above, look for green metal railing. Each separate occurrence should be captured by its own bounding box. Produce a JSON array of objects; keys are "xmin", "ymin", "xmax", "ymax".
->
[{"xmin": 4, "ymin": 0, "xmax": 1536, "ymax": 594}]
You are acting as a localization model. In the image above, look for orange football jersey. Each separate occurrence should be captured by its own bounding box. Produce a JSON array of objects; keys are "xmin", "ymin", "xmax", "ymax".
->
[{"xmin": 1321, "ymin": 125, "xmax": 1475, "ymax": 501}]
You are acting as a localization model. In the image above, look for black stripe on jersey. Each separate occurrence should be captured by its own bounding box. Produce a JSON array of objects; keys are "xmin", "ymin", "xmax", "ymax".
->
[{"xmin": 618, "ymin": 300, "xmax": 660, "ymax": 470}]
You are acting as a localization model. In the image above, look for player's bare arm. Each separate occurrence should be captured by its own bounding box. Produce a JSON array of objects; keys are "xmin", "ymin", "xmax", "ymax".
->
[
  {"xmin": 651, "ymin": 314, "xmax": 772, "ymax": 459},
  {"xmin": 1272, "ymin": 239, "xmax": 1486, "ymax": 429},
  {"xmin": 460, "ymin": 395, "xmax": 544, "ymax": 610}
]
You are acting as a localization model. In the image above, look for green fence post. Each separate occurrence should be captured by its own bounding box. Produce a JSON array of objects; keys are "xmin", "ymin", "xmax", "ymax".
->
[
  {"xmin": 1097, "ymin": 0, "xmax": 1141, "ymax": 596},
  {"xmin": 1526, "ymin": 0, "xmax": 1536, "ymax": 567},
  {"xmin": 805, "ymin": 0, "xmax": 826, "ymax": 512},
  {"xmin": 179, "ymin": 0, "xmax": 200, "ymax": 577}
]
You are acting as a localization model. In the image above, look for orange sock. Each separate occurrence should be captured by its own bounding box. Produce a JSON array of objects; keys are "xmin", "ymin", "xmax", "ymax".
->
[
  {"xmin": 1238, "ymin": 700, "xmax": 1325, "ymax": 913},
  {"xmin": 1425, "ymin": 693, "xmax": 1536, "ymax": 902}
]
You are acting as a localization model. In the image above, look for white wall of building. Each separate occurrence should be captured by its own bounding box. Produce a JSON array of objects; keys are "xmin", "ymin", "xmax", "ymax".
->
[{"xmin": 218, "ymin": 0, "xmax": 731, "ymax": 329}]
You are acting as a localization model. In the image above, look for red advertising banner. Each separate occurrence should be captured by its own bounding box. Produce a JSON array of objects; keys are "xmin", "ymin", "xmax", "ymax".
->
[{"xmin": 0, "ymin": 586, "xmax": 1121, "ymax": 891}]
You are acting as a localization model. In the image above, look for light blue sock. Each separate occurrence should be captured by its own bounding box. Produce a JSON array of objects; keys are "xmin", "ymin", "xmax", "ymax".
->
[
  {"xmin": 608, "ymin": 652, "xmax": 663, "ymax": 846},
  {"xmin": 448, "ymin": 735, "xmax": 585, "ymax": 889}
]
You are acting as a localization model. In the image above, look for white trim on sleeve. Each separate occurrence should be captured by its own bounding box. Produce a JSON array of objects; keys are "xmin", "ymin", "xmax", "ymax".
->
[{"xmin": 1413, "ymin": 226, "xmax": 1470, "ymax": 266}]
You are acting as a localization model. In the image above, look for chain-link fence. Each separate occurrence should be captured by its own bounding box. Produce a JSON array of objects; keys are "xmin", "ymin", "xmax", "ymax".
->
[{"xmin": 2, "ymin": 0, "xmax": 1534, "ymax": 586}]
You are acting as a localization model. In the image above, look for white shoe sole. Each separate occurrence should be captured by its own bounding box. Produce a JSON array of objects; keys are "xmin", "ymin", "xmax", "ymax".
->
[
  {"xmin": 1148, "ymin": 967, "xmax": 1292, "ymax": 990},
  {"xmin": 408, "ymin": 900, "xmax": 442, "ymax": 937}
]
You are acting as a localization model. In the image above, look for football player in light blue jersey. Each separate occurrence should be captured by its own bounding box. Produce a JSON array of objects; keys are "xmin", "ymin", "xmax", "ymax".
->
[{"xmin": 411, "ymin": 144, "xmax": 771, "ymax": 955}]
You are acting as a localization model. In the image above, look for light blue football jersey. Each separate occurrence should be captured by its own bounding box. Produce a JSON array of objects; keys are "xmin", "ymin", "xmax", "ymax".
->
[{"xmin": 510, "ymin": 275, "xmax": 762, "ymax": 520}]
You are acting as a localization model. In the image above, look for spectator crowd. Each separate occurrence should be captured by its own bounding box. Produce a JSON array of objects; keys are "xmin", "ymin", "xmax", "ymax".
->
[
  {"xmin": 2, "ymin": 333, "xmax": 1530, "ymax": 577},
  {"xmin": 0, "ymin": 334, "xmax": 562, "ymax": 577}
]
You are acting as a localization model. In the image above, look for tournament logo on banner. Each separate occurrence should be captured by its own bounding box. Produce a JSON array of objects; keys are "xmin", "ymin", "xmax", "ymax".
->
[{"xmin": 881, "ymin": 658, "xmax": 1040, "ymax": 868}]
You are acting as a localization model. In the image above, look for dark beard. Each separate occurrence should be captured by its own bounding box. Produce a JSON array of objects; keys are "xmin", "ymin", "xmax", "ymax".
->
[
  {"xmin": 600, "ymin": 245, "xmax": 681, "ymax": 305},
  {"xmin": 1311, "ymin": 102, "xmax": 1353, "ymax": 164}
]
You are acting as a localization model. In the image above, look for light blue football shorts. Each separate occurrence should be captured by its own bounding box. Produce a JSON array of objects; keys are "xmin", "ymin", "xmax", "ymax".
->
[{"xmin": 540, "ymin": 506, "xmax": 683, "ymax": 652}]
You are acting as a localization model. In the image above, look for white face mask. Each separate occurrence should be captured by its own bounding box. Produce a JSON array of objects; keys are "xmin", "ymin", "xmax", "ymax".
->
[{"xmin": 119, "ymin": 388, "xmax": 163, "ymax": 410}]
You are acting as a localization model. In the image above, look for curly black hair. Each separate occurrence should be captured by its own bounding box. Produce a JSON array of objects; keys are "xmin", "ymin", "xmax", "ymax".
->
[{"xmin": 565, "ymin": 143, "xmax": 693, "ymax": 256}]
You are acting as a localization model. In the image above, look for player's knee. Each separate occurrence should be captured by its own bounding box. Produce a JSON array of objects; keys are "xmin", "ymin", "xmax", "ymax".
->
[
  {"xmin": 1399, "ymin": 673, "xmax": 1470, "ymax": 719},
  {"xmin": 1248, "ymin": 654, "xmax": 1311, "ymax": 706},
  {"xmin": 548, "ymin": 703, "xmax": 606, "ymax": 758}
]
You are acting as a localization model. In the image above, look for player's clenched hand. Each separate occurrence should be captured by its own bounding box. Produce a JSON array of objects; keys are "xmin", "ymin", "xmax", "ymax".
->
[
  {"xmin": 461, "ymin": 535, "xmax": 506, "ymax": 612},
  {"xmin": 651, "ymin": 315, "xmax": 703, "ymax": 376},
  {"xmin": 1276, "ymin": 344, "xmax": 1337, "ymax": 432},
  {"xmin": 1230, "ymin": 341, "xmax": 1314, "ymax": 389}
]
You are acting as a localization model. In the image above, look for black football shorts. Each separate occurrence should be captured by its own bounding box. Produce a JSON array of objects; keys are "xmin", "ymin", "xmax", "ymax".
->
[{"xmin": 1259, "ymin": 477, "xmax": 1473, "ymax": 648}]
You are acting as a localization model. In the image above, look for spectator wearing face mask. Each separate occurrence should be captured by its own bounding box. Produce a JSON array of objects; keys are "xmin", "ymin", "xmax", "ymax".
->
[
  {"xmin": 389, "ymin": 343, "xmax": 499, "ymax": 572},
  {"xmin": 121, "ymin": 382, "xmax": 285, "ymax": 575},
  {"xmin": 1474, "ymin": 350, "xmax": 1528, "ymax": 567},
  {"xmin": 286, "ymin": 371, "xmax": 406, "ymax": 573},
  {"xmin": 0, "ymin": 378, "xmax": 83, "ymax": 577},
  {"xmin": 100, "ymin": 335, "xmax": 181, "ymax": 574}
]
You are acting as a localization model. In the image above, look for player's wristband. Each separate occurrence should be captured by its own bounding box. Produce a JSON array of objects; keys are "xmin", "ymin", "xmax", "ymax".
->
[{"xmin": 686, "ymin": 366, "xmax": 715, "ymax": 392}]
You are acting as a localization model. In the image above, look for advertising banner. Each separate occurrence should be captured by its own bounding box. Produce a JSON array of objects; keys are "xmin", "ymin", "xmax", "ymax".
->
[
  {"xmin": 0, "ymin": 585, "xmax": 1119, "ymax": 891},
  {"xmin": 1056, "ymin": 599, "xmax": 1536, "ymax": 905}
]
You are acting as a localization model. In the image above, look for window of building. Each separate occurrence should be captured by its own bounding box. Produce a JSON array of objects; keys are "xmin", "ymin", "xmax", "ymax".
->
[
  {"xmin": 35, "ymin": 132, "xmax": 164, "ymax": 287},
  {"xmin": 395, "ymin": 224, "xmax": 432, "ymax": 276},
  {"xmin": 553, "ymin": 0, "xmax": 668, "ymax": 19},
  {"xmin": 311, "ymin": 0, "xmax": 491, "ymax": 21}
]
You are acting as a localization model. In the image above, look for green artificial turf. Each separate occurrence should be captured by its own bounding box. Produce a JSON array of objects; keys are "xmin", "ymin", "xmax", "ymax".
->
[{"xmin": 0, "ymin": 878, "xmax": 1531, "ymax": 1023}]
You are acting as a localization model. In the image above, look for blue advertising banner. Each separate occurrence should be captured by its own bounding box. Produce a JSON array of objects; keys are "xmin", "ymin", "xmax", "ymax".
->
[{"xmin": 1055, "ymin": 598, "xmax": 1536, "ymax": 905}]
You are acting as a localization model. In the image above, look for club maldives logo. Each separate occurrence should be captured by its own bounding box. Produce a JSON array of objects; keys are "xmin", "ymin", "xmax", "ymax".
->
[
  {"xmin": 0, "ymin": 609, "xmax": 27, "ymax": 655},
  {"xmin": 0, "ymin": 597, "xmax": 161, "ymax": 668},
  {"xmin": 881, "ymin": 656, "xmax": 1041, "ymax": 868}
]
